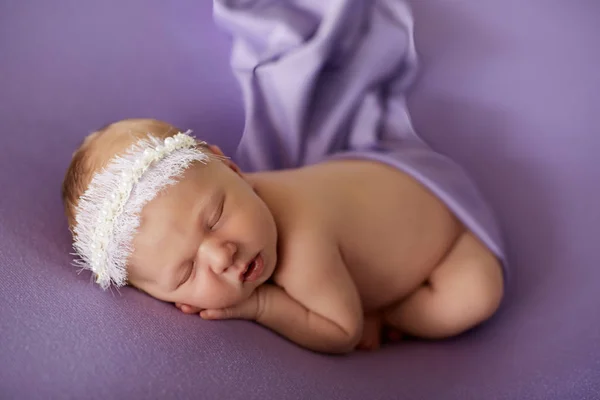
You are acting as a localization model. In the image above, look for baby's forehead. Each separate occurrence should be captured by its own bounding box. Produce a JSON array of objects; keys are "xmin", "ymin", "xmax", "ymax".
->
[{"xmin": 141, "ymin": 166, "xmax": 215, "ymax": 222}]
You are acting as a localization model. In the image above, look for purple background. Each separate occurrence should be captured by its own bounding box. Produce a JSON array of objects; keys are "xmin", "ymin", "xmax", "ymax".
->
[{"xmin": 1, "ymin": 1, "xmax": 599, "ymax": 399}]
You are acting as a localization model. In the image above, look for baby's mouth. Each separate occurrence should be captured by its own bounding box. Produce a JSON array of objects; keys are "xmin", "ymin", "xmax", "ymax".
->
[{"xmin": 241, "ymin": 253, "xmax": 264, "ymax": 282}]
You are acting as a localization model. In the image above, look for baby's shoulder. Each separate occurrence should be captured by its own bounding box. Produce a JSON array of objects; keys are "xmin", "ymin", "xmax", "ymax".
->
[
  {"xmin": 254, "ymin": 167, "xmax": 340, "ymax": 228},
  {"xmin": 273, "ymin": 219, "xmax": 341, "ymax": 286}
]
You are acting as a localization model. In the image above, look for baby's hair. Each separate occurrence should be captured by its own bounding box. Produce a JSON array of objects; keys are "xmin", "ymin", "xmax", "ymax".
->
[{"xmin": 61, "ymin": 119, "xmax": 209, "ymax": 233}]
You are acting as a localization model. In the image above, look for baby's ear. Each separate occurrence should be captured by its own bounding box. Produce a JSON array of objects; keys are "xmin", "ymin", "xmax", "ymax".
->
[
  {"xmin": 206, "ymin": 144, "xmax": 243, "ymax": 176},
  {"xmin": 206, "ymin": 144, "xmax": 225, "ymax": 157}
]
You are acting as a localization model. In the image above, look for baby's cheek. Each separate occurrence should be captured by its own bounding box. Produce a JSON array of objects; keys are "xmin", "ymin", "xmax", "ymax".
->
[{"xmin": 190, "ymin": 280, "xmax": 242, "ymax": 310}]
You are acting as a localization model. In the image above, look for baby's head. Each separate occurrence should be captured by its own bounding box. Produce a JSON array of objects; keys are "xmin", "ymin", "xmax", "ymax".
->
[{"xmin": 62, "ymin": 119, "xmax": 277, "ymax": 310}]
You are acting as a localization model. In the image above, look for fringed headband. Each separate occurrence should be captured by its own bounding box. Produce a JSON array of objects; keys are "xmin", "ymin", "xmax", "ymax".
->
[{"xmin": 72, "ymin": 130, "xmax": 211, "ymax": 289}]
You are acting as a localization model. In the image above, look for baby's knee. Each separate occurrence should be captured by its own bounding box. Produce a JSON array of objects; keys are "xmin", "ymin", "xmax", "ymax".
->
[{"xmin": 430, "ymin": 256, "xmax": 504, "ymax": 336}]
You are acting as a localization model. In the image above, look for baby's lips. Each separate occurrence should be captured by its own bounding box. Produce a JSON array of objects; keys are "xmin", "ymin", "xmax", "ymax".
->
[
  {"xmin": 238, "ymin": 256, "xmax": 255, "ymax": 281},
  {"xmin": 243, "ymin": 253, "xmax": 264, "ymax": 283}
]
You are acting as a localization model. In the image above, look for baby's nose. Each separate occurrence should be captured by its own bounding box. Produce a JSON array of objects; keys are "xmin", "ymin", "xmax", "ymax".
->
[{"xmin": 206, "ymin": 241, "xmax": 237, "ymax": 274}]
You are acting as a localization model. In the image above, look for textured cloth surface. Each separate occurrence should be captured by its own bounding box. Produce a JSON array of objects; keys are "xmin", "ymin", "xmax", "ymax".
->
[{"xmin": 1, "ymin": 1, "xmax": 599, "ymax": 399}]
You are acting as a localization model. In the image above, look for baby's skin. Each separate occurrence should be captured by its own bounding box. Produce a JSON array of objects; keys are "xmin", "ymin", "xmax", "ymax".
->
[{"xmin": 63, "ymin": 119, "xmax": 504, "ymax": 354}]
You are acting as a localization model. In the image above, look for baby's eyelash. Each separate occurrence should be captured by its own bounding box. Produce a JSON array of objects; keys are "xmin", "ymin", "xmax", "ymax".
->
[{"xmin": 209, "ymin": 197, "xmax": 225, "ymax": 229}]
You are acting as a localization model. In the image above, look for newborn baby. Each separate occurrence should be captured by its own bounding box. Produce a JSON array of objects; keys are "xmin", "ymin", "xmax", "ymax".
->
[{"xmin": 62, "ymin": 118, "xmax": 504, "ymax": 354}]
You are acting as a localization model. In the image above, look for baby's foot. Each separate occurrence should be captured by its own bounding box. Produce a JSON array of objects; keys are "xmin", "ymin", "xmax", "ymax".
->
[
  {"xmin": 383, "ymin": 326, "xmax": 403, "ymax": 343},
  {"xmin": 356, "ymin": 313, "xmax": 383, "ymax": 351}
]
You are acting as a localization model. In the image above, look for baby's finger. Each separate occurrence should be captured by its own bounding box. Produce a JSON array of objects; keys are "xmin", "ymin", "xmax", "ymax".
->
[
  {"xmin": 174, "ymin": 303, "xmax": 201, "ymax": 315},
  {"xmin": 181, "ymin": 304, "xmax": 201, "ymax": 314},
  {"xmin": 200, "ymin": 309, "xmax": 227, "ymax": 320},
  {"xmin": 200, "ymin": 307, "xmax": 243, "ymax": 320}
]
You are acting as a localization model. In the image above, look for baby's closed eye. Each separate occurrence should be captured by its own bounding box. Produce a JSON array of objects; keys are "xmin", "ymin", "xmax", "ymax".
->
[{"xmin": 208, "ymin": 196, "xmax": 225, "ymax": 230}]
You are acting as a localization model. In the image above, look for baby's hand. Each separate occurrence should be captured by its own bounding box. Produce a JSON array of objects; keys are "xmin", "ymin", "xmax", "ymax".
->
[
  {"xmin": 174, "ymin": 288, "xmax": 263, "ymax": 320},
  {"xmin": 175, "ymin": 303, "xmax": 202, "ymax": 314},
  {"xmin": 199, "ymin": 287, "xmax": 265, "ymax": 321}
]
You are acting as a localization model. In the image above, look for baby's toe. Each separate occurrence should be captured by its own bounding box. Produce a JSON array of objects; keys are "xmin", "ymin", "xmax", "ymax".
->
[{"xmin": 384, "ymin": 327, "xmax": 403, "ymax": 343}]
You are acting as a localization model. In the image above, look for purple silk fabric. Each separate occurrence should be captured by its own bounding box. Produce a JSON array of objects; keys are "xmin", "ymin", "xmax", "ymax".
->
[{"xmin": 215, "ymin": 0, "xmax": 506, "ymax": 277}]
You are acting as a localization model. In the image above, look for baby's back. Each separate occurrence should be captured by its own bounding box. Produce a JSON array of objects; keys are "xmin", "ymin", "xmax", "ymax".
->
[{"xmin": 281, "ymin": 160, "xmax": 463, "ymax": 311}]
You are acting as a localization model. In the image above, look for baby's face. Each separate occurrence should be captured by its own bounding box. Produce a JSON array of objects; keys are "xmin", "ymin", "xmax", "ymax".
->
[{"xmin": 128, "ymin": 157, "xmax": 278, "ymax": 310}]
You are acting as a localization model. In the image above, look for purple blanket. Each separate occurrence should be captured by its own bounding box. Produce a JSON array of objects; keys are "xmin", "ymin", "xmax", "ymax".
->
[
  {"xmin": 215, "ymin": 0, "xmax": 506, "ymax": 273},
  {"xmin": 1, "ymin": 0, "xmax": 599, "ymax": 399}
]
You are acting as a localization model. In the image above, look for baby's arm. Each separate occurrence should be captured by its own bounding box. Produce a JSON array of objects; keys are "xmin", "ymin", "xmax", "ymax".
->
[
  {"xmin": 201, "ymin": 237, "xmax": 363, "ymax": 354},
  {"xmin": 261, "ymin": 240, "xmax": 363, "ymax": 353},
  {"xmin": 257, "ymin": 287, "xmax": 360, "ymax": 353}
]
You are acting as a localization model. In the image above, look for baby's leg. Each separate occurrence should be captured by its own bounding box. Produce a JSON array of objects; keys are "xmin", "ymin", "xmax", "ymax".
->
[{"xmin": 383, "ymin": 231, "xmax": 504, "ymax": 339}]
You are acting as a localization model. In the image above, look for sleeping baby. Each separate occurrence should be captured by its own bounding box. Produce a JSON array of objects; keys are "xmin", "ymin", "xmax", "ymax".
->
[{"xmin": 61, "ymin": 118, "xmax": 505, "ymax": 354}]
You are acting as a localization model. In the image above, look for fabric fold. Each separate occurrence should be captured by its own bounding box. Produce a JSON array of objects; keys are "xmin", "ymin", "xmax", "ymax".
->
[{"xmin": 213, "ymin": 0, "xmax": 507, "ymax": 276}]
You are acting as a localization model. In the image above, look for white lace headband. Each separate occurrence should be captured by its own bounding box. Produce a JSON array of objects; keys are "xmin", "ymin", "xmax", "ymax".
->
[{"xmin": 72, "ymin": 130, "xmax": 211, "ymax": 289}]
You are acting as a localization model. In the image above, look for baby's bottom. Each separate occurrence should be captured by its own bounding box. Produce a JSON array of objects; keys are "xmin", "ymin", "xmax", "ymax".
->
[
  {"xmin": 357, "ymin": 231, "xmax": 504, "ymax": 350},
  {"xmin": 387, "ymin": 230, "xmax": 504, "ymax": 338}
]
